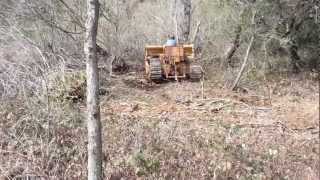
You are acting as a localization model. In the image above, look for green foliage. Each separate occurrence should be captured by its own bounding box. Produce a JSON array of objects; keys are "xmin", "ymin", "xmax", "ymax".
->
[
  {"xmin": 48, "ymin": 70, "xmax": 86, "ymax": 102},
  {"xmin": 132, "ymin": 152, "xmax": 160, "ymax": 176}
]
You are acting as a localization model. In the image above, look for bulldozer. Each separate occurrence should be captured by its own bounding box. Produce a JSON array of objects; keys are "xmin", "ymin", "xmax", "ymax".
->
[{"xmin": 144, "ymin": 44, "xmax": 202, "ymax": 81}]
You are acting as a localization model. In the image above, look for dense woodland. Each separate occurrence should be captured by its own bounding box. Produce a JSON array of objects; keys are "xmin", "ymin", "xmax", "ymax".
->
[{"xmin": 0, "ymin": 0, "xmax": 319, "ymax": 179}]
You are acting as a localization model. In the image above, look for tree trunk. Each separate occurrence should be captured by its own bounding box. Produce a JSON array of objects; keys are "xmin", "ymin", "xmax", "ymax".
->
[
  {"xmin": 175, "ymin": 0, "xmax": 191, "ymax": 43},
  {"xmin": 287, "ymin": 43, "xmax": 303, "ymax": 73},
  {"xmin": 231, "ymin": 35, "xmax": 255, "ymax": 91},
  {"xmin": 223, "ymin": 25, "xmax": 242, "ymax": 68},
  {"xmin": 84, "ymin": 0, "xmax": 102, "ymax": 180}
]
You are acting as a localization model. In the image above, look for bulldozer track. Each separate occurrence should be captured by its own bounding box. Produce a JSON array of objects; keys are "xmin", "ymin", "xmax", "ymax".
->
[
  {"xmin": 149, "ymin": 58, "xmax": 162, "ymax": 80},
  {"xmin": 190, "ymin": 65, "xmax": 202, "ymax": 80}
]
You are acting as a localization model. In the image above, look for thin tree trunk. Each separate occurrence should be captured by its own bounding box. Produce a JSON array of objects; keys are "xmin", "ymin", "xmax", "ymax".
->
[
  {"xmin": 287, "ymin": 43, "xmax": 303, "ymax": 73},
  {"xmin": 174, "ymin": 0, "xmax": 179, "ymax": 44},
  {"xmin": 222, "ymin": 9, "xmax": 245, "ymax": 69},
  {"xmin": 223, "ymin": 25, "xmax": 242, "ymax": 68},
  {"xmin": 84, "ymin": 0, "xmax": 102, "ymax": 179},
  {"xmin": 192, "ymin": 20, "xmax": 201, "ymax": 43},
  {"xmin": 231, "ymin": 35, "xmax": 255, "ymax": 91},
  {"xmin": 176, "ymin": 0, "xmax": 191, "ymax": 43}
]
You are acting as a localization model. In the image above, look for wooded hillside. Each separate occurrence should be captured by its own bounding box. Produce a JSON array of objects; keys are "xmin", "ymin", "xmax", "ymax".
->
[{"xmin": 0, "ymin": 0, "xmax": 319, "ymax": 179}]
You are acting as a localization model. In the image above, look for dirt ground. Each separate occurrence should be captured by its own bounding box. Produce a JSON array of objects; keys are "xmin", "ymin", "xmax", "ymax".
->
[{"xmin": 99, "ymin": 73, "xmax": 319, "ymax": 179}]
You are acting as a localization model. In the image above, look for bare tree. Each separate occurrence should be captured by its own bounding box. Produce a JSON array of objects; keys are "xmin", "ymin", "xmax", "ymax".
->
[{"xmin": 84, "ymin": 0, "xmax": 102, "ymax": 179}]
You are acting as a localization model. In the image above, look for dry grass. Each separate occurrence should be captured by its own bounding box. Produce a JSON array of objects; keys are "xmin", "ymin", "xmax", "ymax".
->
[
  {"xmin": 0, "ymin": 70, "xmax": 318, "ymax": 179},
  {"xmin": 99, "ymin": 73, "xmax": 319, "ymax": 179}
]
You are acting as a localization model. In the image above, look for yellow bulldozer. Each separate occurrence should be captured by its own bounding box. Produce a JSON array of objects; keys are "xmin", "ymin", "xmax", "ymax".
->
[{"xmin": 144, "ymin": 44, "xmax": 202, "ymax": 81}]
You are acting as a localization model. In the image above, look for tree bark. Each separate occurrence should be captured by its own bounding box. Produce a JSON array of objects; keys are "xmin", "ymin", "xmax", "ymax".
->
[
  {"xmin": 176, "ymin": 0, "xmax": 191, "ymax": 43},
  {"xmin": 223, "ymin": 25, "xmax": 242, "ymax": 68},
  {"xmin": 231, "ymin": 35, "xmax": 255, "ymax": 91},
  {"xmin": 287, "ymin": 43, "xmax": 303, "ymax": 73},
  {"xmin": 84, "ymin": 0, "xmax": 102, "ymax": 180}
]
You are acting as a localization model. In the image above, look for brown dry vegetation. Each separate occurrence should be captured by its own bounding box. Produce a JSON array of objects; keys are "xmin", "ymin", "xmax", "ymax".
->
[
  {"xmin": 100, "ymin": 73, "xmax": 319, "ymax": 179},
  {"xmin": 3, "ymin": 69, "xmax": 318, "ymax": 179}
]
